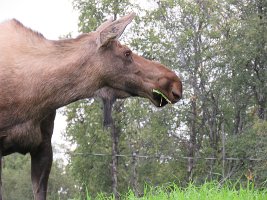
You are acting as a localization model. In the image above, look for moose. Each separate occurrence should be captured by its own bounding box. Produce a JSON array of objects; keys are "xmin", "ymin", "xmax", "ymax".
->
[{"xmin": 0, "ymin": 13, "xmax": 182, "ymax": 200}]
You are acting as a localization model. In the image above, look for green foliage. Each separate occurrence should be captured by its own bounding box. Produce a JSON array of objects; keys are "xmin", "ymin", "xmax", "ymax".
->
[
  {"xmin": 76, "ymin": 181, "xmax": 267, "ymax": 200},
  {"xmin": 72, "ymin": 0, "xmax": 140, "ymax": 32},
  {"xmin": 226, "ymin": 119, "xmax": 267, "ymax": 185},
  {"xmin": 64, "ymin": 100, "xmax": 113, "ymax": 197},
  {"xmin": 65, "ymin": 0, "xmax": 267, "ymax": 197},
  {"xmin": 2, "ymin": 153, "xmax": 78, "ymax": 200},
  {"xmin": 2, "ymin": 154, "xmax": 33, "ymax": 200}
]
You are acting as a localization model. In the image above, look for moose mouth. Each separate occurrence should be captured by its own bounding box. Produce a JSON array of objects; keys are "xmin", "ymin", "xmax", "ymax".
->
[{"xmin": 152, "ymin": 89, "xmax": 172, "ymax": 107}]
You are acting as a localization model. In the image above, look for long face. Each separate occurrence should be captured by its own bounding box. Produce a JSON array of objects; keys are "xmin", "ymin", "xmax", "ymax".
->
[
  {"xmin": 98, "ymin": 41, "xmax": 182, "ymax": 107},
  {"xmin": 95, "ymin": 13, "xmax": 182, "ymax": 107}
]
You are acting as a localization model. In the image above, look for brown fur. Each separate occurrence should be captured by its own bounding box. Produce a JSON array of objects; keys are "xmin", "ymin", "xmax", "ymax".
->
[{"xmin": 0, "ymin": 13, "xmax": 182, "ymax": 200}]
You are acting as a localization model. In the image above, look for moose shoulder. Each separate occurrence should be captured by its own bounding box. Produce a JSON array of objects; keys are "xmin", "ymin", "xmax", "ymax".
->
[{"xmin": 0, "ymin": 13, "xmax": 182, "ymax": 200}]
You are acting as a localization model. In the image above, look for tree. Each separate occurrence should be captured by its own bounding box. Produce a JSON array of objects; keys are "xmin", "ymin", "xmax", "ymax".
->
[
  {"xmin": 65, "ymin": 0, "xmax": 267, "ymax": 196},
  {"xmin": 67, "ymin": 1, "xmax": 142, "ymax": 198},
  {"xmin": 2, "ymin": 152, "xmax": 77, "ymax": 200},
  {"xmin": 133, "ymin": 0, "xmax": 266, "ymax": 183}
]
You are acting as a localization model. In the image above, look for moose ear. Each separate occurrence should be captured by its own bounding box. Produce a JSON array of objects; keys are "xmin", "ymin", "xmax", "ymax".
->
[{"xmin": 97, "ymin": 12, "xmax": 135, "ymax": 48}]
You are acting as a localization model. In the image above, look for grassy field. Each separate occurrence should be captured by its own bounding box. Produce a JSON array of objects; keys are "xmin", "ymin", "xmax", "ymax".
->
[{"xmin": 81, "ymin": 181, "xmax": 267, "ymax": 200}]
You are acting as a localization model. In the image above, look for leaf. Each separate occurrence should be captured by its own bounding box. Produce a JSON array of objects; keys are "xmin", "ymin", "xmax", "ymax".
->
[{"xmin": 152, "ymin": 89, "xmax": 172, "ymax": 104}]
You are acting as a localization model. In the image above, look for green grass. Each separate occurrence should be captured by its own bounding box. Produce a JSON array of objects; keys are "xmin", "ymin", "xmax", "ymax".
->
[{"xmin": 78, "ymin": 181, "xmax": 267, "ymax": 200}]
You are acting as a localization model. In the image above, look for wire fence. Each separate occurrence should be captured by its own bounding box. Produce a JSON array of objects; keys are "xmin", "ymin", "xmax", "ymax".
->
[
  {"xmin": 53, "ymin": 150, "xmax": 267, "ymax": 186},
  {"xmin": 55, "ymin": 151, "xmax": 267, "ymax": 162}
]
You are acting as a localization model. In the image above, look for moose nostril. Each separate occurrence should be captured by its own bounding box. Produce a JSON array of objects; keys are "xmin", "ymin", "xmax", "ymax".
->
[{"xmin": 172, "ymin": 91, "xmax": 181, "ymax": 101}]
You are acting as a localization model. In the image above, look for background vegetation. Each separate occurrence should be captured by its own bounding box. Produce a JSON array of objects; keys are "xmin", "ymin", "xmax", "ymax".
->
[{"xmin": 2, "ymin": 0, "xmax": 266, "ymax": 199}]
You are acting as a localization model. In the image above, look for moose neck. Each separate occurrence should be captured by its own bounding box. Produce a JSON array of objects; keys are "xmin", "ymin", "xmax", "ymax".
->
[{"xmin": 21, "ymin": 34, "xmax": 103, "ymax": 117}]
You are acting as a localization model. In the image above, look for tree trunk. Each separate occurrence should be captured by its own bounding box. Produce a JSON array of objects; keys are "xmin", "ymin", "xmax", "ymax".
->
[
  {"xmin": 110, "ymin": 101, "xmax": 122, "ymax": 200},
  {"xmin": 188, "ymin": 98, "xmax": 197, "ymax": 181},
  {"xmin": 221, "ymin": 122, "xmax": 226, "ymax": 179},
  {"xmin": 255, "ymin": 0, "xmax": 266, "ymax": 120},
  {"xmin": 187, "ymin": 19, "xmax": 202, "ymax": 182}
]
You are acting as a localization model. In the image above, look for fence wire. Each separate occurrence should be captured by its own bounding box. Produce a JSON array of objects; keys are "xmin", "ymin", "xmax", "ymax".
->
[{"xmin": 54, "ymin": 151, "xmax": 267, "ymax": 162}]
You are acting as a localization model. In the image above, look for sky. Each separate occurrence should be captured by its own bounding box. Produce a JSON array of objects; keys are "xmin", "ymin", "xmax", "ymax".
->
[
  {"xmin": 0, "ymin": 0, "xmax": 79, "ymax": 39},
  {"xmin": 0, "ymin": 0, "xmax": 80, "ymax": 146}
]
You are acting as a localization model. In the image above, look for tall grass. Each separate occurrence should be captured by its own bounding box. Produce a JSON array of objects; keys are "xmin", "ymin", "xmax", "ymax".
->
[{"xmin": 77, "ymin": 181, "xmax": 267, "ymax": 200}]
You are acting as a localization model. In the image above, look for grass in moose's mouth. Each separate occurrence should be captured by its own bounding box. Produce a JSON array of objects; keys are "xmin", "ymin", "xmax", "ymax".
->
[{"xmin": 152, "ymin": 89, "xmax": 172, "ymax": 106}]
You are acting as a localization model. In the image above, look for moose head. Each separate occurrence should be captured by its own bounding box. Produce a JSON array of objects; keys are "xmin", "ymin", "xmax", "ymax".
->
[{"xmin": 89, "ymin": 12, "xmax": 182, "ymax": 108}]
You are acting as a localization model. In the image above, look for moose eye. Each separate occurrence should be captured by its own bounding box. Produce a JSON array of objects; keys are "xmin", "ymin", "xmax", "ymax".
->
[{"xmin": 124, "ymin": 50, "xmax": 132, "ymax": 58}]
